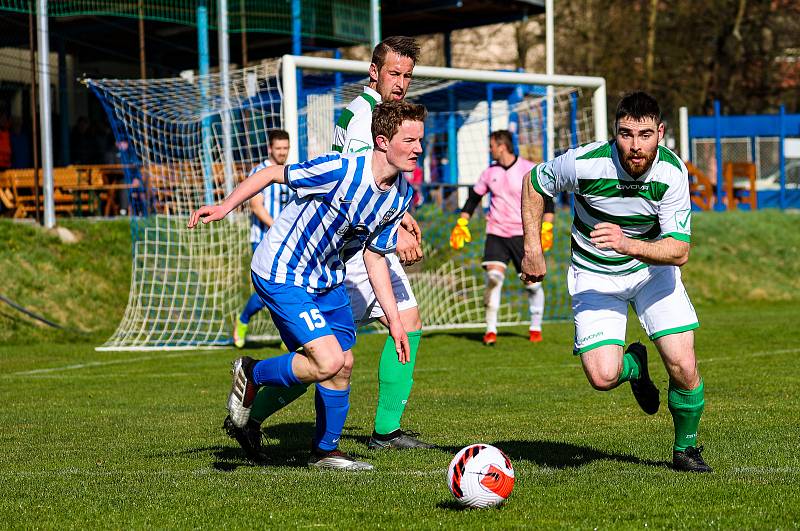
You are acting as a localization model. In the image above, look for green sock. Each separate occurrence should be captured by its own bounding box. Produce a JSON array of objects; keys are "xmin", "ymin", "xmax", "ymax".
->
[
  {"xmin": 374, "ymin": 330, "xmax": 421, "ymax": 435},
  {"xmin": 668, "ymin": 379, "xmax": 705, "ymax": 451},
  {"xmin": 616, "ymin": 351, "xmax": 642, "ymax": 384},
  {"xmin": 249, "ymin": 383, "xmax": 310, "ymax": 424}
]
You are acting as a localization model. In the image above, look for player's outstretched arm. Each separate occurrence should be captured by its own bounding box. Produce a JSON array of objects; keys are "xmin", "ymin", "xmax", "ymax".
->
[
  {"xmin": 521, "ymin": 174, "xmax": 547, "ymax": 282},
  {"xmin": 363, "ymin": 248, "xmax": 410, "ymax": 364},
  {"xmin": 187, "ymin": 164, "xmax": 286, "ymax": 228}
]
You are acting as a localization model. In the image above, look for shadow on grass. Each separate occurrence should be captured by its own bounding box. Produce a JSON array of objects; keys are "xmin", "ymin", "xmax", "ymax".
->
[
  {"xmin": 177, "ymin": 422, "xmax": 374, "ymax": 471},
  {"xmin": 438, "ymin": 440, "xmax": 668, "ymax": 469},
  {"xmin": 425, "ymin": 329, "xmax": 526, "ymax": 344},
  {"xmin": 436, "ymin": 500, "xmax": 470, "ymax": 511}
]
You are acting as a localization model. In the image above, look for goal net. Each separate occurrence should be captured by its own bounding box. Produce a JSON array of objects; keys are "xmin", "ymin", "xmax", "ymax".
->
[{"xmin": 87, "ymin": 56, "xmax": 606, "ymax": 350}]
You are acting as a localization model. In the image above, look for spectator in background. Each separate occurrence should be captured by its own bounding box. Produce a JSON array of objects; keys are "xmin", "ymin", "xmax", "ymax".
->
[
  {"xmin": 10, "ymin": 116, "xmax": 32, "ymax": 169},
  {"xmin": 70, "ymin": 116, "xmax": 93, "ymax": 164},
  {"xmin": 402, "ymin": 164, "xmax": 424, "ymax": 212},
  {"xmin": 97, "ymin": 121, "xmax": 117, "ymax": 164},
  {"xmin": 0, "ymin": 112, "xmax": 11, "ymax": 171}
]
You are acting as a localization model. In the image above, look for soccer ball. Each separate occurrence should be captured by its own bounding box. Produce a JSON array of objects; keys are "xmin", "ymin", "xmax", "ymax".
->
[{"xmin": 447, "ymin": 444, "xmax": 515, "ymax": 508}]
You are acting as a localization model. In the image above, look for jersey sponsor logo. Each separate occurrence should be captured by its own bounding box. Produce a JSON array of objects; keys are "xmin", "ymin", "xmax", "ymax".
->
[
  {"xmin": 675, "ymin": 209, "xmax": 691, "ymax": 232},
  {"xmin": 577, "ymin": 331, "xmax": 603, "ymax": 344},
  {"xmin": 616, "ymin": 183, "xmax": 649, "ymax": 191},
  {"xmin": 381, "ymin": 207, "xmax": 398, "ymax": 224},
  {"xmin": 346, "ymin": 139, "xmax": 372, "ymax": 153},
  {"xmin": 337, "ymin": 223, "xmax": 370, "ymax": 243}
]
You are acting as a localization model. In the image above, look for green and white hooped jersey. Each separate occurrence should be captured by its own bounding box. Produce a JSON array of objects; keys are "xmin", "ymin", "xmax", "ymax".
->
[
  {"xmin": 531, "ymin": 141, "xmax": 692, "ymax": 275},
  {"xmin": 331, "ymin": 86, "xmax": 380, "ymax": 154}
]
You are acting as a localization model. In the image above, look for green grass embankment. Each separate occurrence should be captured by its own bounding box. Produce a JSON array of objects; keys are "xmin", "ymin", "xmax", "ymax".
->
[
  {"xmin": 1, "ymin": 209, "xmax": 798, "ymax": 345},
  {"xmin": 0, "ymin": 219, "xmax": 131, "ymax": 344}
]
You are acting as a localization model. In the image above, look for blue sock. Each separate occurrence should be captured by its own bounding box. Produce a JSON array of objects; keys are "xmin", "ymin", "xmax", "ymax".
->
[
  {"xmin": 240, "ymin": 292, "xmax": 265, "ymax": 324},
  {"xmin": 252, "ymin": 352, "xmax": 302, "ymax": 387},
  {"xmin": 314, "ymin": 384, "xmax": 350, "ymax": 451}
]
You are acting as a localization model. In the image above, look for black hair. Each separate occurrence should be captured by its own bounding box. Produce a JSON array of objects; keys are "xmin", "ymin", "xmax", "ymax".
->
[
  {"xmin": 615, "ymin": 91, "xmax": 661, "ymax": 128},
  {"xmin": 490, "ymin": 130, "xmax": 515, "ymax": 154},
  {"xmin": 268, "ymin": 129, "xmax": 289, "ymax": 145}
]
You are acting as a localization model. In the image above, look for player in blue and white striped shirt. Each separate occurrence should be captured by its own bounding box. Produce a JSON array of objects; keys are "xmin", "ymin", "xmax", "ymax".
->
[
  {"xmin": 189, "ymin": 101, "xmax": 426, "ymax": 470},
  {"xmin": 233, "ymin": 130, "xmax": 290, "ymax": 348}
]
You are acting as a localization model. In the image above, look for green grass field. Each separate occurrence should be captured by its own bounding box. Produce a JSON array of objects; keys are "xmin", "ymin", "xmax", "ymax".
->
[
  {"xmin": 2, "ymin": 301, "xmax": 799, "ymax": 528},
  {"xmin": 1, "ymin": 210, "xmax": 800, "ymax": 528}
]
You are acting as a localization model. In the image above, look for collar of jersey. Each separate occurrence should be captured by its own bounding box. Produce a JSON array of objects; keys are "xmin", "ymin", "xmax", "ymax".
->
[
  {"xmin": 363, "ymin": 86, "xmax": 382, "ymax": 103},
  {"xmin": 495, "ymin": 156, "xmax": 518, "ymax": 171},
  {"xmin": 357, "ymin": 156, "xmax": 397, "ymax": 194}
]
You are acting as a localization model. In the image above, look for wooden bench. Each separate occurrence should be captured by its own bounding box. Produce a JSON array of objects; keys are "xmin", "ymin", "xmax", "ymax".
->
[
  {"xmin": 0, "ymin": 165, "xmax": 136, "ymax": 218},
  {"xmin": 1, "ymin": 167, "xmax": 88, "ymax": 218},
  {"xmin": 723, "ymin": 162, "xmax": 757, "ymax": 210},
  {"xmin": 685, "ymin": 162, "xmax": 715, "ymax": 211}
]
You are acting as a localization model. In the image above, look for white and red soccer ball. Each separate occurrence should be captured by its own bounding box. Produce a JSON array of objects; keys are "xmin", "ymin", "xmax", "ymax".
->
[{"xmin": 447, "ymin": 444, "xmax": 515, "ymax": 508}]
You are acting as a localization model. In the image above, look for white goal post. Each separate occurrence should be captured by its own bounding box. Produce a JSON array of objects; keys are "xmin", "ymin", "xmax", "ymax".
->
[
  {"xmin": 281, "ymin": 54, "xmax": 608, "ymax": 165},
  {"xmin": 88, "ymin": 55, "xmax": 607, "ymax": 351}
]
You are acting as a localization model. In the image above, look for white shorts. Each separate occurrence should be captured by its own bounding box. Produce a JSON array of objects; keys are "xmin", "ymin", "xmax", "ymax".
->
[
  {"xmin": 568, "ymin": 264, "xmax": 699, "ymax": 355},
  {"xmin": 345, "ymin": 250, "xmax": 418, "ymax": 326}
]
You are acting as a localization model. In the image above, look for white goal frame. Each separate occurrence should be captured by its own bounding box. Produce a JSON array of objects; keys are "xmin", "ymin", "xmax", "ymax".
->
[{"xmin": 281, "ymin": 54, "xmax": 609, "ymax": 165}]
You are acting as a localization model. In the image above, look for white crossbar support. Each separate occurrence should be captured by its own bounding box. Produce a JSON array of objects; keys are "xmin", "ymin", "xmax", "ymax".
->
[{"xmin": 281, "ymin": 55, "xmax": 608, "ymax": 164}]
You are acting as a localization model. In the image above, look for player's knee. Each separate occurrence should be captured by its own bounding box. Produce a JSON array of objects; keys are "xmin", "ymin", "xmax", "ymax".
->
[
  {"xmin": 311, "ymin": 353, "xmax": 346, "ymax": 381},
  {"xmin": 401, "ymin": 309, "xmax": 422, "ymax": 332},
  {"xmin": 486, "ymin": 269, "xmax": 505, "ymax": 289},
  {"xmin": 585, "ymin": 368, "xmax": 618, "ymax": 391},
  {"xmin": 338, "ymin": 351, "xmax": 354, "ymax": 379}
]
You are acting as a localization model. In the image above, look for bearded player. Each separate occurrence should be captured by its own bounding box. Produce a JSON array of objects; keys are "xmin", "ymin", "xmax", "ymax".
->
[{"xmin": 521, "ymin": 91, "xmax": 711, "ymax": 472}]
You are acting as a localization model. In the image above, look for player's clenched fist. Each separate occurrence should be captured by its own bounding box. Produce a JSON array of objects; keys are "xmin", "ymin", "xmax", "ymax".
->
[
  {"xmin": 541, "ymin": 221, "xmax": 554, "ymax": 253},
  {"xmin": 449, "ymin": 217, "xmax": 472, "ymax": 250}
]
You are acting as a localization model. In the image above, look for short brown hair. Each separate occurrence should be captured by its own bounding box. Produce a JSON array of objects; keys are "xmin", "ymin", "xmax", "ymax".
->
[
  {"xmin": 490, "ymin": 130, "xmax": 515, "ymax": 154},
  {"xmin": 371, "ymin": 36, "xmax": 420, "ymax": 71},
  {"xmin": 268, "ymin": 129, "xmax": 289, "ymax": 145},
  {"xmin": 372, "ymin": 101, "xmax": 427, "ymax": 144}
]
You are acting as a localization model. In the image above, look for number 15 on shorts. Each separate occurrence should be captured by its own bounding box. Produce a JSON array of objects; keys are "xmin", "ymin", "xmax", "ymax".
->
[{"xmin": 299, "ymin": 309, "xmax": 326, "ymax": 331}]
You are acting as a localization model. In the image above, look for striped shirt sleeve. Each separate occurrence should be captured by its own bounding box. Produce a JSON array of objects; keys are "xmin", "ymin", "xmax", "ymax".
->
[
  {"xmin": 530, "ymin": 148, "xmax": 579, "ymax": 198},
  {"xmin": 658, "ymin": 165, "xmax": 692, "ymax": 243},
  {"xmin": 331, "ymin": 109, "xmax": 354, "ymax": 153},
  {"xmin": 285, "ymin": 153, "xmax": 346, "ymax": 198}
]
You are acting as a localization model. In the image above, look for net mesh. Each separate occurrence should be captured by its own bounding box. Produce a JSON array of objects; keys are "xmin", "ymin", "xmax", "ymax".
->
[
  {"xmin": 0, "ymin": 0, "xmax": 371, "ymax": 42},
  {"xmin": 87, "ymin": 61, "xmax": 595, "ymax": 349}
]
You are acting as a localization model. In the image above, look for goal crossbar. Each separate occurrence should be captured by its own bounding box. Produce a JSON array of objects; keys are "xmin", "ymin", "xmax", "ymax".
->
[{"xmin": 281, "ymin": 54, "xmax": 608, "ymax": 165}]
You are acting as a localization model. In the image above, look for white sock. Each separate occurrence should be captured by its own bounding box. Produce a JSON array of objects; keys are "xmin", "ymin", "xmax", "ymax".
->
[
  {"xmin": 526, "ymin": 282, "xmax": 544, "ymax": 331},
  {"xmin": 484, "ymin": 269, "xmax": 505, "ymax": 334}
]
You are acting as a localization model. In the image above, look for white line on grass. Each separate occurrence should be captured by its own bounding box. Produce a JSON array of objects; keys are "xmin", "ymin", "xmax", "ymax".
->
[
  {"xmin": 8, "ymin": 346, "xmax": 797, "ymax": 379},
  {"xmin": 698, "ymin": 347, "xmax": 800, "ymax": 364},
  {"xmin": 8, "ymin": 350, "xmax": 222, "ymax": 376},
  {"xmin": 0, "ymin": 468, "xmax": 451, "ymax": 477},
  {"xmin": 2, "ymin": 466, "xmax": 797, "ymax": 478}
]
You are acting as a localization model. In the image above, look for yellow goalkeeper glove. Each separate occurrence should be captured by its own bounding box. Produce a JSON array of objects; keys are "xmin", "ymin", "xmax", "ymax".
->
[
  {"xmin": 450, "ymin": 217, "xmax": 472, "ymax": 250},
  {"xmin": 541, "ymin": 221, "xmax": 554, "ymax": 253}
]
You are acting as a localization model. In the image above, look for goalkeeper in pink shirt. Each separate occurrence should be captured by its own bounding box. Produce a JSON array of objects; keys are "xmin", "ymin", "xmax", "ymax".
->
[{"xmin": 450, "ymin": 130, "xmax": 555, "ymax": 346}]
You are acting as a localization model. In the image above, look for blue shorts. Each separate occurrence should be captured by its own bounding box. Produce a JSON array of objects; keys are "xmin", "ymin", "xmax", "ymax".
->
[{"xmin": 251, "ymin": 271, "xmax": 356, "ymax": 352}]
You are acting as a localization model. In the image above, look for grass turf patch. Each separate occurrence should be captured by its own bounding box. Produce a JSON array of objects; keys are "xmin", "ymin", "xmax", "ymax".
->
[{"xmin": 1, "ymin": 301, "xmax": 798, "ymax": 528}]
